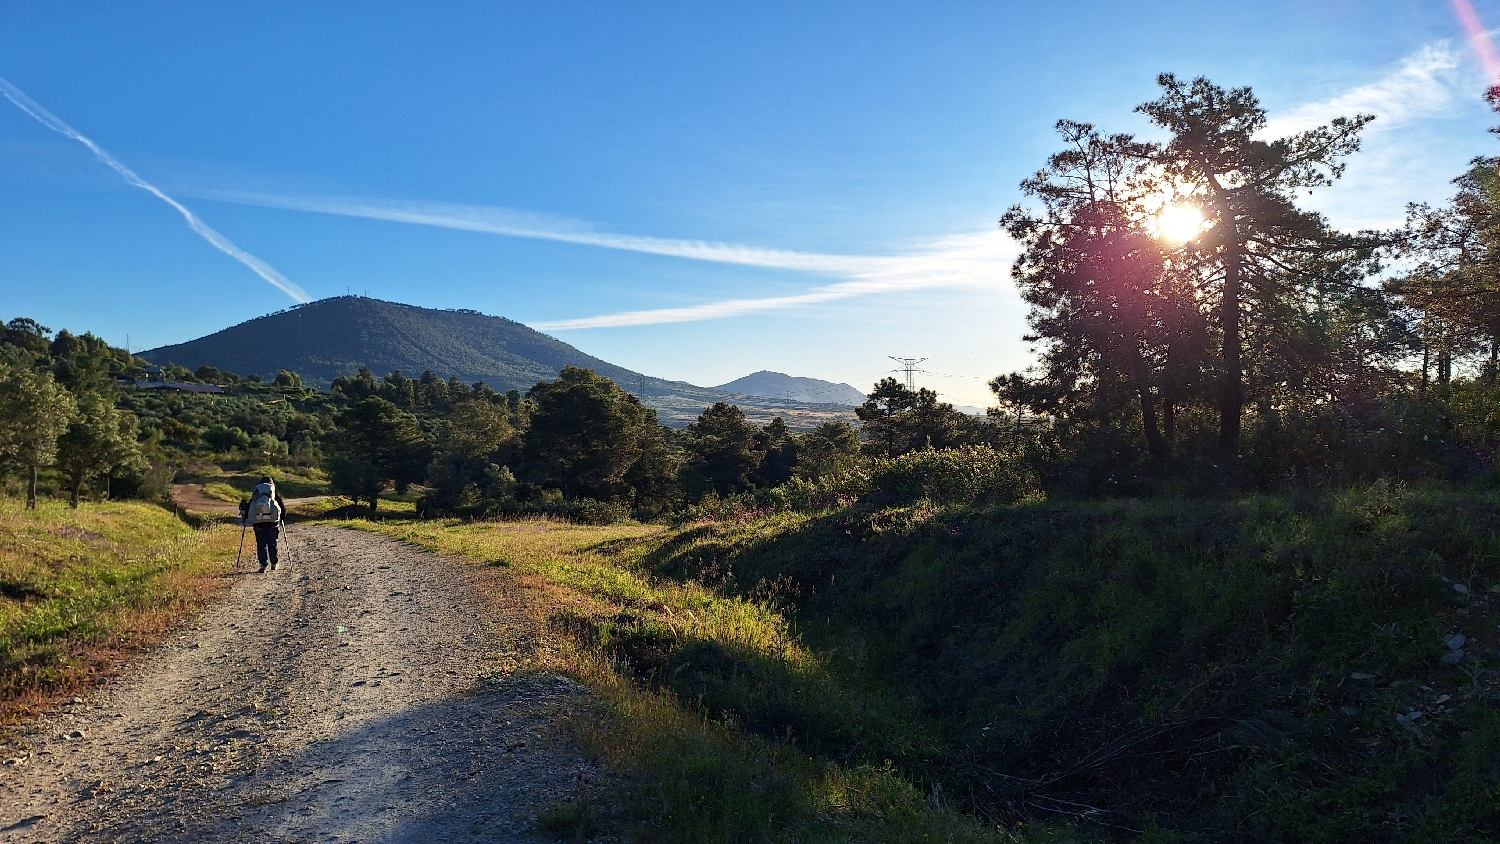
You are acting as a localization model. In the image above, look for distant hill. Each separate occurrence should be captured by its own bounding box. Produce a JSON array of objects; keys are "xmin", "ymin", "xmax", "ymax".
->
[
  {"xmin": 713, "ymin": 371, "xmax": 866, "ymax": 406},
  {"xmin": 139, "ymin": 297, "xmax": 859, "ymax": 429},
  {"xmin": 141, "ymin": 296, "xmax": 707, "ymax": 397}
]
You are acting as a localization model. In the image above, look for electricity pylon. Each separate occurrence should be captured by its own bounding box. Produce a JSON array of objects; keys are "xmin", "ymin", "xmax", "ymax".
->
[{"xmin": 889, "ymin": 357, "xmax": 926, "ymax": 390}]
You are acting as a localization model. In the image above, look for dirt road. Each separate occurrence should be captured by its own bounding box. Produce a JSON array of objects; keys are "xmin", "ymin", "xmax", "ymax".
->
[
  {"xmin": 169, "ymin": 483, "xmax": 330, "ymax": 518},
  {"xmin": 0, "ymin": 527, "xmax": 602, "ymax": 843}
]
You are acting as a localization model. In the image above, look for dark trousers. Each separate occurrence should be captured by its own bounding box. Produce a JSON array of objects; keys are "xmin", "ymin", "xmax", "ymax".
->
[{"xmin": 253, "ymin": 523, "xmax": 281, "ymax": 567}]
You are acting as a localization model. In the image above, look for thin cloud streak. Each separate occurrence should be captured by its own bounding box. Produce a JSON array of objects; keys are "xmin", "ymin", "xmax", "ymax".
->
[
  {"xmin": 0, "ymin": 77, "xmax": 309, "ymax": 303},
  {"xmin": 208, "ymin": 191, "xmax": 1016, "ymax": 329},
  {"xmin": 1262, "ymin": 43, "xmax": 1464, "ymax": 137}
]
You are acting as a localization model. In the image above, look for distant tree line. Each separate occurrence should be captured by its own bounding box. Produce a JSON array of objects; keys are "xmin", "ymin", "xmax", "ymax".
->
[{"xmin": 0, "ymin": 317, "xmax": 1001, "ymax": 516}]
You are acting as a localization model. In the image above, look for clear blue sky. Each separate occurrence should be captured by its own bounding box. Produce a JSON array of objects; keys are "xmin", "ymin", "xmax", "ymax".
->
[{"xmin": 3, "ymin": 1, "xmax": 1498, "ymax": 405}]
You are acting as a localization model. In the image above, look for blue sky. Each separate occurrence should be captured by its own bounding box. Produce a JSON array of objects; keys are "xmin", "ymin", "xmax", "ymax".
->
[{"xmin": 3, "ymin": 1, "xmax": 1499, "ymax": 406}]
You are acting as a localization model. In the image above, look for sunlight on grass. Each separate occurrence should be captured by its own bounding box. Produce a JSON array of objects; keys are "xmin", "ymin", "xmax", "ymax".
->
[
  {"xmin": 0, "ymin": 497, "xmax": 238, "ymax": 719},
  {"xmin": 347, "ymin": 515, "xmax": 1037, "ymax": 842}
]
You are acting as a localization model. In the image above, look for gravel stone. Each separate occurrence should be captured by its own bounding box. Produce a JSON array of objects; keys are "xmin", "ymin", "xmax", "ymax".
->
[{"xmin": 0, "ymin": 526, "xmax": 597, "ymax": 843}]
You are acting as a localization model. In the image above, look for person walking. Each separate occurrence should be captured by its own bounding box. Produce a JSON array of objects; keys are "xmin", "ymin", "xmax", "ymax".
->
[{"xmin": 240, "ymin": 476, "xmax": 288, "ymax": 573}]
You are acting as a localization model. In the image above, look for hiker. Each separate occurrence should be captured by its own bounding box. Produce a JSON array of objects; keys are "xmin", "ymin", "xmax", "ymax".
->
[{"xmin": 240, "ymin": 477, "xmax": 288, "ymax": 573}]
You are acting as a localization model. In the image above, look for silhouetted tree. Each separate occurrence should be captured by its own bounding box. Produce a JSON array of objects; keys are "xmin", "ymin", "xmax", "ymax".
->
[{"xmin": 1139, "ymin": 74, "xmax": 1377, "ymax": 449}]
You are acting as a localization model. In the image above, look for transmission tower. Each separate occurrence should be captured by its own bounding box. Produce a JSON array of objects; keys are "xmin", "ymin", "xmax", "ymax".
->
[{"xmin": 889, "ymin": 357, "xmax": 927, "ymax": 390}]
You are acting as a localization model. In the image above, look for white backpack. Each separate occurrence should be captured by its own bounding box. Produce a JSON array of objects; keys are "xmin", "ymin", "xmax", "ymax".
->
[{"xmin": 249, "ymin": 491, "xmax": 281, "ymax": 525}]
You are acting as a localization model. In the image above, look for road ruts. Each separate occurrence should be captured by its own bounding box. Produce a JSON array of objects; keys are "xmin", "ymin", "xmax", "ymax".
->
[{"xmin": 0, "ymin": 526, "xmax": 608, "ymax": 843}]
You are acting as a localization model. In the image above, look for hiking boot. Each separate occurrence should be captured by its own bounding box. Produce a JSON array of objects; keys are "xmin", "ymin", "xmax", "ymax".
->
[
  {"xmin": 269, "ymin": 562, "xmax": 278, "ymax": 571},
  {"xmin": 258, "ymin": 565, "xmax": 267, "ymax": 573}
]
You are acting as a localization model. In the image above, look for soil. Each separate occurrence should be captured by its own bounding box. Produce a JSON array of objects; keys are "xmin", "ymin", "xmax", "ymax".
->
[
  {"xmin": 168, "ymin": 483, "xmax": 330, "ymax": 518},
  {"xmin": 0, "ymin": 526, "xmax": 606, "ymax": 843}
]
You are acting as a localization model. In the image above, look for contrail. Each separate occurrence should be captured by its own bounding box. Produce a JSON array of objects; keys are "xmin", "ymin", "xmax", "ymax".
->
[
  {"xmin": 207, "ymin": 191, "xmax": 1014, "ymax": 328},
  {"xmin": 0, "ymin": 77, "xmax": 309, "ymax": 303}
]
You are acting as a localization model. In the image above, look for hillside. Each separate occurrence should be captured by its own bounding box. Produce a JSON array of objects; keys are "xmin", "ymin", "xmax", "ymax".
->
[
  {"xmin": 713, "ymin": 370, "xmax": 866, "ymax": 405},
  {"xmin": 140, "ymin": 297, "xmax": 859, "ymax": 428},
  {"xmin": 141, "ymin": 296, "xmax": 690, "ymax": 395}
]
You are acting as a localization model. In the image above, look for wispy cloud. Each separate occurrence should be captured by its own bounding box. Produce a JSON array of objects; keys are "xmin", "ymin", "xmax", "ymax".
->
[
  {"xmin": 206, "ymin": 190, "xmax": 1015, "ymax": 329},
  {"xmin": 1262, "ymin": 44, "xmax": 1465, "ymax": 137},
  {"xmin": 0, "ymin": 77, "xmax": 309, "ymax": 303}
]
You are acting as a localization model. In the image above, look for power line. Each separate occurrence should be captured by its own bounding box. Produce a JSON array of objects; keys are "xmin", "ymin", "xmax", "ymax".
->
[{"xmin": 889, "ymin": 356, "xmax": 926, "ymax": 390}]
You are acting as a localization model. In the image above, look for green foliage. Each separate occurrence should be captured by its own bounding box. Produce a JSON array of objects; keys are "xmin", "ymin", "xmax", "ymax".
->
[
  {"xmin": 857, "ymin": 377, "xmax": 989, "ymax": 456},
  {"xmin": 794, "ymin": 420, "xmax": 861, "ymax": 481},
  {"xmin": 326, "ymin": 456, "xmax": 382, "ymax": 510},
  {"xmin": 0, "ymin": 365, "xmax": 78, "ymax": 508},
  {"xmin": 524, "ymin": 366, "xmax": 651, "ymax": 501},
  {"xmin": 202, "ymin": 423, "xmax": 251, "ymax": 452},
  {"xmin": 600, "ymin": 483, "xmax": 1500, "ymax": 841},
  {"xmin": 682, "ymin": 402, "xmax": 764, "ymax": 497},
  {"xmin": 55, "ymin": 391, "xmax": 146, "ymax": 507},
  {"xmin": 329, "ymin": 397, "xmax": 431, "ymax": 492},
  {"xmin": 0, "ymin": 496, "xmax": 236, "ymax": 709}
]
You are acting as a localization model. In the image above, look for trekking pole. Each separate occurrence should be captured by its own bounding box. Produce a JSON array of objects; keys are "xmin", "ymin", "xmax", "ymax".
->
[{"xmin": 235, "ymin": 522, "xmax": 248, "ymax": 571}]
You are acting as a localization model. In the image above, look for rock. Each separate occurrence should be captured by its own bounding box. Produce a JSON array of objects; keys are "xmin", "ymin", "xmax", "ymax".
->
[
  {"xmin": 1447, "ymin": 633, "xmax": 1467, "ymax": 650},
  {"xmin": 1454, "ymin": 583, "xmax": 1471, "ymax": 594},
  {"xmin": 1350, "ymin": 672, "xmax": 1376, "ymax": 681},
  {"xmin": 1442, "ymin": 650, "xmax": 1466, "ymax": 665}
]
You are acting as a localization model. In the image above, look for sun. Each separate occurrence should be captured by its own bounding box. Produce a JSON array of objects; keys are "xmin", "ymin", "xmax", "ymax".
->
[{"xmin": 1155, "ymin": 203, "xmax": 1207, "ymax": 243}]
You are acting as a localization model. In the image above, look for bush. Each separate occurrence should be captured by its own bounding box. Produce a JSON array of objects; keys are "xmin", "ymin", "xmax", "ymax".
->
[
  {"xmin": 802, "ymin": 446, "xmax": 1039, "ymax": 509},
  {"xmin": 202, "ymin": 424, "xmax": 250, "ymax": 452}
]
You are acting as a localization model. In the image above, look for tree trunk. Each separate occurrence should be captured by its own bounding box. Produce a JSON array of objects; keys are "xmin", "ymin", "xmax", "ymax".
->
[
  {"xmin": 1218, "ymin": 223, "xmax": 1244, "ymax": 452},
  {"xmin": 26, "ymin": 464, "xmax": 38, "ymax": 510},
  {"xmin": 1138, "ymin": 386, "xmax": 1167, "ymax": 463},
  {"xmin": 1421, "ymin": 343, "xmax": 1430, "ymax": 394},
  {"xmin": 1438, "ymin": 349, "xmax": 1452, "ymax": 385},
  {"xmin": 1162, "ymin": 401, "xmax": 1176, "ymax": 445},
  {"xmin": 71, "ymin": 475, "xmax": 82, "ymax": 509}
]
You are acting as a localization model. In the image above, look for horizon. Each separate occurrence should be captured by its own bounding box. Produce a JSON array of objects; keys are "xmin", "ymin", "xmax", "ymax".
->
[
  {"xmin": 5, "ymin": 2, "xmax": 1500, "ymax": 406},
  {"xmin": 135, "ymin": 292, "xmax": 891, "ymax": 403}
]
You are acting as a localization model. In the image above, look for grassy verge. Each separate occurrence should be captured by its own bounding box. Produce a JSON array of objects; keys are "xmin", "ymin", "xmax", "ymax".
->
[
  {"xmin": 347, "ymin": 516, "xmax": 1051, "ymax": 843},
  {"xmin": 197, "ymin": 466, "xmax": 331, "ymax": 500},
  {"xmin": 343, "ymin": 480, "xmax": 1500, "ymax": 842},
  {"xmin": 0, "ymin": 496, "xmax": 238, "ymax": 723}
]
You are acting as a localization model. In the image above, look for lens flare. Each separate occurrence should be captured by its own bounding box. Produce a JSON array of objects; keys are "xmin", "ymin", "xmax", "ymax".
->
[{"xmin": 1155, "ymin": 204, "xmax": 1206, "ymax": 243}]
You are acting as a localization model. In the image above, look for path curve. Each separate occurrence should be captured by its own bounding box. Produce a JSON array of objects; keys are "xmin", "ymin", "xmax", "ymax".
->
[
  {"xmin": 169, "ymin": 483, "xmax": 331, "ymax": 517},
  {"xmin": 0, "ymin": 526, "xmax": 601, "ymax": 843}
]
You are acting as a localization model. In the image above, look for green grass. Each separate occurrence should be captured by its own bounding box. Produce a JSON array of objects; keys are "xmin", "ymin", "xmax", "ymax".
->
[
  {"xmin": 0, "ymin": 496, "xmax": 237, "ymax": 719},
  {"xmin": 349, "ymin": 516, "xmax": 1050, "ymax": 843},
  {"xmin": 201, "ymin": 465, "xmax": 331, "ymax": 499},
  {"xmin": 347, "ymin": 480, "xmax": 1500, "ymax": 842}
]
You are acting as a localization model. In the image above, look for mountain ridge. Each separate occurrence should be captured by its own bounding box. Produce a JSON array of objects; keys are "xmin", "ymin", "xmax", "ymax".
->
[
  {"xmin": 140, "ymin": 296, "xmax": 708, "ymax": 397},
  {"xmin": 713, "ymin": 371, "xmax": 866, "ymax": 405},
  {"xmin": 139, "ymin": 296, "xmax": 861, "ymax": 428}
]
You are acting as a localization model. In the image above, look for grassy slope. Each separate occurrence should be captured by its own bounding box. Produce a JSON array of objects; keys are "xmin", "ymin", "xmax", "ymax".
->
[
  {"xmin": 0, "ymin": 498, "xmax": 237, "ymax": 721},
  {"xmin": 628, "ymin": 485, "xmax": 1500, "ymax": 842},
  {"xmin": 353, "ymin": 517, "xmax": 1048, "ymax": 844},
  {"xmin": 360, "ymin": 482, "xmax": 1500, "ymax": 842}
]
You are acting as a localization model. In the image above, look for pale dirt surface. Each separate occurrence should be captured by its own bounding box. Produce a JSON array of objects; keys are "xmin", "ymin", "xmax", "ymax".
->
[
  {"xmin": 168, "ymin": 483, "xmax": 330, "ymax": 517},
  {"xmin": 0, "ymin": 526, "xmax": 607, "ymax": 843}
]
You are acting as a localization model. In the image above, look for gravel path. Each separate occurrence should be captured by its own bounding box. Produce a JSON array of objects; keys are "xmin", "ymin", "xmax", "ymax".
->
[{"xmin": 0, "ymin": 526, "xmax": 601, "ymax": 843}]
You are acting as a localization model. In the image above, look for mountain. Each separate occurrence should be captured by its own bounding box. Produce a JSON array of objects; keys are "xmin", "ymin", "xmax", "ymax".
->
[
  {"xmin": 139, "ymin": 297, "xmax": 858, "ymax": 428},
  {"xmin": 140, "ymin": 296, "xmax": 707, "ymax": 397},
  {"xmin": 713, "ymin": 371, "xmax": 866, "ymax": 406}
]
